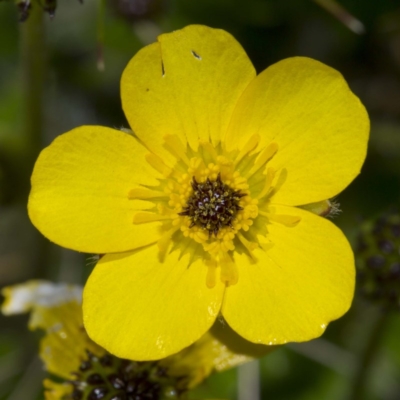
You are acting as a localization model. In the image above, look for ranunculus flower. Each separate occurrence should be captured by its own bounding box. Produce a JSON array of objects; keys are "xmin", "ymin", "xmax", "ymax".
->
[{"xmin": 28, "ymin": 25, "xmax": 369, "ymax": 360}]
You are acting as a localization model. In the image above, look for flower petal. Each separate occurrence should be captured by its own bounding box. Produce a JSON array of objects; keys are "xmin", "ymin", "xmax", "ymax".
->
[
  {"xmin": 83, "ymin": 245, "xmax": 225, "ymax": 360},
  {"xmin": 121, "ymin": 25, "xmax": 255, "ymax": 163},
  {"xmin": 222, "ymin": 205, "xmax": 355, "ymax": 345},
  {"xmin": 226, "ymin": 57, "xmax": 369, "ymax": 205},
  {"xmin": 29, "ymin": 126, "xmax": 162, "ymax": 253}
]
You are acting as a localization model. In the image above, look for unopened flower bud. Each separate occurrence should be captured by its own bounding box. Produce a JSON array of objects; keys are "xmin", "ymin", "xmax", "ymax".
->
[{"xmin": 356, "ymin": 208, "xmax": 400, "ymax": 311}]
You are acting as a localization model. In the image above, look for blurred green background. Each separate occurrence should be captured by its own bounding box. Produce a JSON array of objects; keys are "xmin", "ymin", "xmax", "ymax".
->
[{"xmin": 0, "ymin": 0, "xmax": 400, "ymax": 399}]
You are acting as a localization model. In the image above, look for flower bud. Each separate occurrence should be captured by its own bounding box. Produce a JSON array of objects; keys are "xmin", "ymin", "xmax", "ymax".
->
[{"xmin": 356, "ymin": 208, "xmax": 400, "ymax": 311}]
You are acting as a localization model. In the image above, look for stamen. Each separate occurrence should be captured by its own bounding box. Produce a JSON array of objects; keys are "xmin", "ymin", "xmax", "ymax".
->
[
  {"xmin": 133, "ymin": 212, "xmax": 172, "ymax": 224},
  {"xmin": 180, "ymin": 174, "xmax": 245, "ymax": 236},
  {"xmin": 234, "ymin": 134, "xmax": 260, "ymax": 166},
  {"xmin": 247, "ymin": 142, "xmax": 278, "ymax": 177},
  {"xmin": 200, "ymin": 141, "xmax": 219, "ymax": 161},
  {"xmin": 163, "ymin": 135, "xmax": 190, "ymax": 165},
  {"xmin": 206, "ymin": 259, "xmax": 218, "ymax": 288},
  {"xmin": 128, "ymin": 188, "xmax": 168, "ymax": 199},
  {"xmin": 158, "ymin": 226, "xmax": 180, "ymax": 262},
  {"xmin": 256, "ymin": 168, "xmax": 276, "ymax": 200},
  {"xmin": 140, "ymin": 132, "xmax": 285, "ymax": 290},
  {"xmin": 68, "ymin": 351, "xmax": 183, "ymax": 400},
  {"xmin": 145, "ymin": 153, "xmax": 172, "ymax": 177},
  {"xmin": 237, "ymin": 232, "xmax": 258, "ymax": 261},
  {"xmin": 157, "ymin": 204, "xmax": 177, "ymax": 217},
  {"xmin": 219, "ymin": 253, "xmax": 238, "ymax": 286}
]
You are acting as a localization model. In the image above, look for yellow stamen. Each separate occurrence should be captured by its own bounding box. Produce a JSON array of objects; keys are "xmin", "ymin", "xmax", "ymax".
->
[
  {"xmin": 247, "ymin": 142, "xmax": 278, "ymax": 177},
  {"xmin": 234, "ymin": 134, "xmax": 260, "ymax": 166},
  {"xmin": 219, "ymin": 253, "xmax": 238, "ymax": 286},
  {"xmin": 158, "ymin": 226, "xmax": 180, "ymax": 262},
  {"xmin": 206, "ymin": 259, "xmax": 218, "ymax": 289},
  {"xmin": 145, "ymin": 153, "xmax": 172, "ymax": 177},
  {"xmin": 188, "ymin": 157, "xmax": 205, "ymax": 177},
  {"xmin": 128, "ymin": 188, "xmax": 168, "ymax": 200},
  {"xmin": 133, "ymin": 212, "xmax": 172, "ymax": 224},
  {"xmin": 157, "ymin": 204, "xmax": 178, "ymax": 217},
  {"xmin": 237, "ymin": 232, "xmax": 258, "ymax": 261},
  {"xmin": 163, "ymin": 135, "xmax": 191, "ymax": 165},
  {"xmin": 256, "ymin": 168, "xmax": 276, "ymax": 200},
  {"xmin": 200, "ymin": 141, "xmax": 219, "ymax": 161}
]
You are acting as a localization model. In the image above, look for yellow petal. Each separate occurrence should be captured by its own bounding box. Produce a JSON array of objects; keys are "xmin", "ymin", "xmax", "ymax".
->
[
  {"xmin": 83, "ymin": 244, "xmax": 225, "ymax": 360},
  {"xmin": 222, "ymin": 205, "xmax": 354, "ymax": 345},
  {"xmin": 121, "ymin": 25, "xmax": 256, "ymax": 164},
  {"xmin": 226, "ymin": 57, "xmax": 369, "ymax": 205},
  {"xmin": 29, "ymin": 126, "xmax": 162, "ymax": 253}
]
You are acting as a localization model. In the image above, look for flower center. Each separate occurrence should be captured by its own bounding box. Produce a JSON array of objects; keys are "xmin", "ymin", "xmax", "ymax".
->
[
  {"xmin": 70, "ymin": 351, "xmax": 184, "ymax": 400},
  {"xmin": 129, "ymin": 134, "xmax": 301, "ymax": 287},
  {"xmin": 179, "ymin": 174, "xmax": 245, "ymax": 237}
]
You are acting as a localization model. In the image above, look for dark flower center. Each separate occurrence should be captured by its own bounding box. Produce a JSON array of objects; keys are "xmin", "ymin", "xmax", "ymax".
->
[
  {"xmin": 70, "ymin": 351, "xmax": 184, "ymax": 400},
  {"xmin": 179, "ymin": 174, "xmax": 245, "ymax": 236}
]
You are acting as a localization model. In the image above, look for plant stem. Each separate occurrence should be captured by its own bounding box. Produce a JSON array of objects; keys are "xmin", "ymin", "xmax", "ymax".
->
[
  {"xmin": 349, "ymin": 310, "xmax": 390, "ymax": 400},
  {"xmin": 238, "ymin": 360, "xmax": 260, "ymax": 400},
  {"xmin": 20, "ymin": 6, "xmax": 53, "ymax": 279},
  {"xmin": 313, "ymin": 0, "xmax": 365, "ymax": 34},
  {"xmin": 97, "ymin": 0, "xmax": 106, "ymax": 71},
  {"xmin": 20, "ymin": 5, "xmax": 46, "ymax": 176}
]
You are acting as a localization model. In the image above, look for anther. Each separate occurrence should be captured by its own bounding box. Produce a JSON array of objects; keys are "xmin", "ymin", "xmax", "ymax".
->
[{"xmin": 180, "ymin": 174, "xmax": 245, "ymax": 236}]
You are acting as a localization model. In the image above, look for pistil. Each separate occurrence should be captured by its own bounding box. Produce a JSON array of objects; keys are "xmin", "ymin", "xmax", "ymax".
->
[{"xmin": 179, "ymin": 174, "xmax": 245, "ymax": 237}]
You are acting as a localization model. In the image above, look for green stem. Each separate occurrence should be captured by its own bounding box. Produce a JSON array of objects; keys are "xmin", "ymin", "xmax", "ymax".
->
[
  {"xmin": 20, "ymin": 5, "xmax": 46, "ymax": 175},
  {"xmin": 313, "ymin": 0, "xmax": 365, "ymax": 34},
  {"xmin": 349, "ymin": 310, "xmax": 390, "ymax": 400},
  {"xmin": 97, "ymin": 0, "xmax": 106, "ymax": 70},
  {"xmin": 19, "ymin": 6, "xmax": 53, "ymax": 278}
]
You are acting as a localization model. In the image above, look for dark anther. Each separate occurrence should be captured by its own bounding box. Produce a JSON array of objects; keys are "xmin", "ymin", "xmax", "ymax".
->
[
  {"xmin": 88, "ymin": 387, "xmax": 109, "ymax": 400},
  {"xmin": 67, "ymin": 379, "xmax": 82, "ymax": 386},
  {"xmin": 126, "ymin": 382, "xmax": 136, "ymax": 393},
  {"xmin": 108, "ymin": 373, "xmax": 125, "ymax": 389},
  {"xmin": 179, "ymin": 174, "xmax": 245, "ymax": 236},
  {"xmin": 79, "ymin": 360, "xmax": 92, "ymax": 371},
  {"xmin": 87, "ymin": 373, "xmax": 105, "ymax": 385},
  {"xmin": 85, "ymin": 350, "xmax": 96, "ymax": 360},
  {"xmin": 100, "ymin": 354, "xmax": 113, "ymax": 367},
  {"xmin": 155, "ymin": 367, "xmax": 167, "ymax": 377}
]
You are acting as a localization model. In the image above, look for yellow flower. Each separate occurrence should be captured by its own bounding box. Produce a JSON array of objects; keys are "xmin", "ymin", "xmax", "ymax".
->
[
  {"xmin": 2, "ymin": 281, "xmax": 273, "ymax": 399},
  {"xmin": 28, "ymin": 25, "xmax": 369, "ymax": 360}
]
